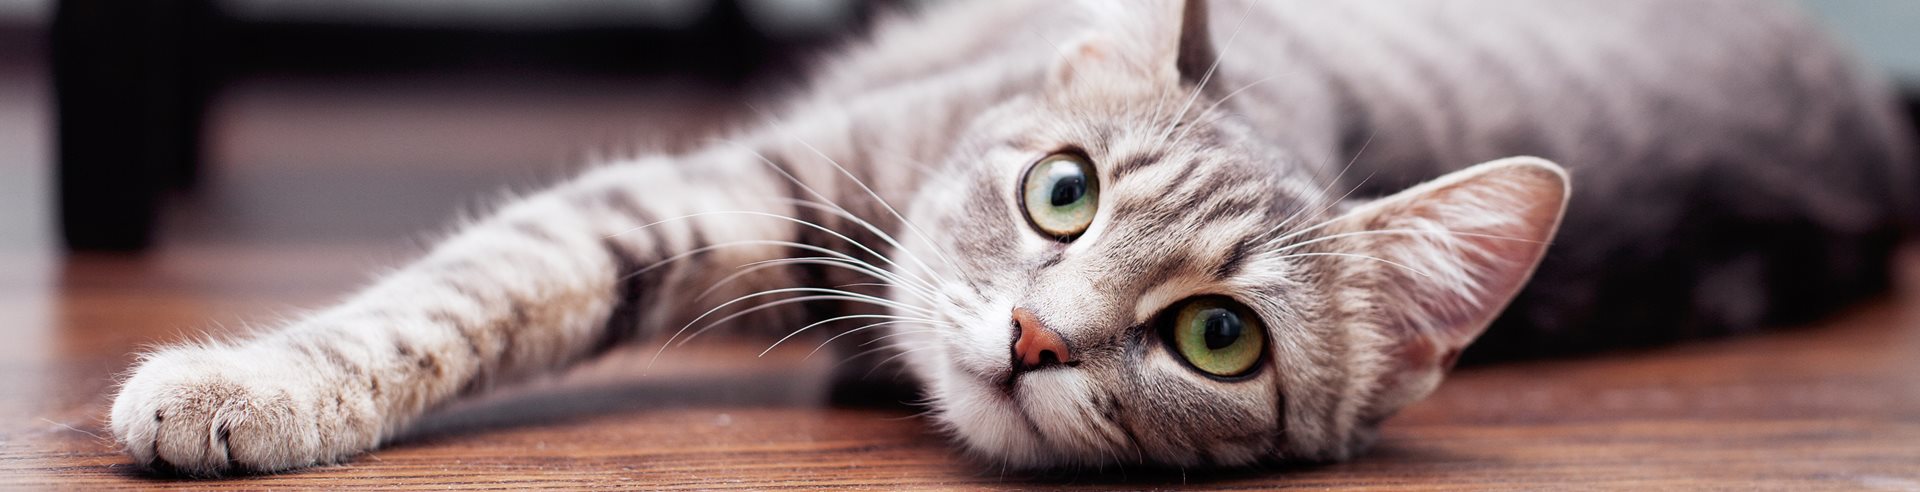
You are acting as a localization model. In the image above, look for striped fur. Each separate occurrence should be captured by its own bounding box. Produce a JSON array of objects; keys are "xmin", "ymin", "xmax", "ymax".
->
[{"xmin": 111, "ymin": 0, "xmax": 1914, "ymax": 475}]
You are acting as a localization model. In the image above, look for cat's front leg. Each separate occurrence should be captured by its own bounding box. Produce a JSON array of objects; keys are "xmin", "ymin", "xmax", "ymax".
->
[{"xmin": 109, "ymin": 153, "xmax": 804, "ymax": 475}]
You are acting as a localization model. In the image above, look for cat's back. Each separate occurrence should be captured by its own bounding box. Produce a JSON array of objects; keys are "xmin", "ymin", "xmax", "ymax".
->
[
  {"xmin": 1231, "ymin": 0, "xmax": 1918, "ymax": 358},
  {"xmin": 800, "ymin": 0, "xmax": 1916, "ymax": 357},
  {"xmin": 1229, "ymin": 0, "xmax": 1911, "ymax": 183},
  {"xmin": 813, "ymin": 0, "xmax": 1914, "ymax": 200}
]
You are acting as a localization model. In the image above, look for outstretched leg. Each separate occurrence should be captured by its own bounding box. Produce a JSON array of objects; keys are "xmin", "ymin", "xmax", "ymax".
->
[{"xmin": 109, "ymin": 150, "xmax": 823, "ymax": 475}]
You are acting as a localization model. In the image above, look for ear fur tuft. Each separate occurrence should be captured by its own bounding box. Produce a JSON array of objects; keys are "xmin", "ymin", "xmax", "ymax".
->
[{"xmin": 1330, "ymin": 157, "xmax": 1570, "ymax": 419}]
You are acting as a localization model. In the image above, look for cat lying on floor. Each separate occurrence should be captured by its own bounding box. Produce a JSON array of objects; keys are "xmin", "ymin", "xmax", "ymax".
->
[{"xmin": 110, "ymin": 0, "xmax": 1916, "ymax": 475}]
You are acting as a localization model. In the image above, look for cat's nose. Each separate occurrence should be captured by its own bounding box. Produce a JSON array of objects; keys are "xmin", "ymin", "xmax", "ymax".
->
[{"xmin": 1011, "ymin": 307, "xmax": 1075, "ymax": 372}]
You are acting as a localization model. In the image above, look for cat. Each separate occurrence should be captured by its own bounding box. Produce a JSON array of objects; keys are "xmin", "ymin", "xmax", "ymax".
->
[{"xmin": 109, "ymin": 0, "xmax": 1916, "ymax": 475}]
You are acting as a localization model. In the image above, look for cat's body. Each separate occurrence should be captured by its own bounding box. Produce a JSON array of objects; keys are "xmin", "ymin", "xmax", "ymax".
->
[
  {"xmin": 110, "ymin": 0, "xmax": 1915, "ymax": 475},
  {"xmin": 826, "ymin": 0, "xmax": 1917, "ymax": 359}
]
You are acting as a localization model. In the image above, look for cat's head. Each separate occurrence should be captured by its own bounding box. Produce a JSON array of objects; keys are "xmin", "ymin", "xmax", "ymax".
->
[{"xmin": 891, "ymin": 0, "xmax": 1569, "ymax": 468}]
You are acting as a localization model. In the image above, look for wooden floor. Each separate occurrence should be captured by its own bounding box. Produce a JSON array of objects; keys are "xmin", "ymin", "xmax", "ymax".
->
[{"xmin": 3, "ymin": 70, "xmax": 1920, "ymax": 490}]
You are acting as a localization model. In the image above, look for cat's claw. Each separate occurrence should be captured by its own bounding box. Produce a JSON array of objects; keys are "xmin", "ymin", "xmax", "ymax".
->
[{"xmin": 110, "ymin": 346, "xmax": 377, "ymax": 476}]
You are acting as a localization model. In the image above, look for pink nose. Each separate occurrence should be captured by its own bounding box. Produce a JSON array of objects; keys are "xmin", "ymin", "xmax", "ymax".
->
[{"xmin": 1011, "ymin": 307, "xmax": 1074, "ymax": 371}]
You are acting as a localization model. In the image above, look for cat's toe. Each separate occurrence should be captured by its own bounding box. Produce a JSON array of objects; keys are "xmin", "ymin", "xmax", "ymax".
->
[{"xmin": 110, "ymin": 347, "xmax": 375, "ymax": 476}]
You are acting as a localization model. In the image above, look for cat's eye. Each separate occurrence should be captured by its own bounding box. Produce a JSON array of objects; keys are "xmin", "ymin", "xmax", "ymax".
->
[
  {"xmin": 1164, "ymin": 296, "xmax": 1266, "ymax": 378},
  {"xmin": 1020, "ymin": 153, "xmax": 1100, "ymax": 239}
]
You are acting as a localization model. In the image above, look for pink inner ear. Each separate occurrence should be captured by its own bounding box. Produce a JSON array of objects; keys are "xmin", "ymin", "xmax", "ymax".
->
[
  {"xmin": 1046, "ymin": 36, "xmax": 1110, "ymax": 90},
  {"xmin": 1362, "ymin": 158, "xmax": 1570, "ymax": 358},
  {"xmin": 1349, "ymin": 158, "xmax": 1569, "ymax": 420}
]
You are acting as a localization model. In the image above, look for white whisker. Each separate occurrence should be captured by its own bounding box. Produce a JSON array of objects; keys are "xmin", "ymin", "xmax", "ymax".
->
[
  {"xmin": 676, "ymin": 288, "xmax": 943, "ymax": 346},
  {"xmin": 749, "ymin": 110, "xmax": 962, "ymax": 278},
  {"xmin": 831, "ymin": 344, "xmax": 904, "ymax": 371},
  {"xmin": 1274, "ymin": 228, "xmax": 1542, "ymax": 252},
  {"xmin": 763, "ymin": 314, "xmax": 951, "ymax": 357},
  {"xmin": 1258, "ymin": 130, "xmax": 1375, "ymax": 242},
  {"xmin": 698, "ymin": 256, "xmax": 942, "ymax": 308},
  {"xmin": 672, "ymin": 294, "xmax": 926, "ymax": 351},
  {"xmin": 866, "ymin": 345, "xmax": 935, "ymax": 379},
  {"xmin": 859, "ymin": 328, "xmax": 944, "ymax": 347},
  {"xmin": 1186, "ymin": 74, "xmax": 1277, "ymax": 128},
  {"xmin": 786, "ymin": 199, "xmax": 962, "ymax": 298},
  {"xmin": 755, "ymin": 256, "xmax": 940, "ymax": 303},
  {"xmin": 1274, "ymin": 252, "xmax": 1435, "ymax": 278},
  {"xmin": 804, "ymin": 320, "xmax": 948, "ymax": 360},
  {"xmin": 608, "ymin": 209, "xmax": 922, "ymax": 287},
  {"xmin": 831, "ymin": 335, "xmax": 939, "ymax": 373},
  {"xmin": 649, "ymin": 287, "xmax": 934, "ymax": 368},
  {"xmin": 1158, "ymin": 0, "xmax": 1260, "ymax": 143},
  {"xmin": 705, "ymin": 140, "xmax": 946, "ymax": 289},
  {"xmin": 622, "ymin": 238, "xmax": 907, "ymax": 291},
  {"xmin": 1261, "ymin": 170, "xmax": 1377, "ymax": 249}
]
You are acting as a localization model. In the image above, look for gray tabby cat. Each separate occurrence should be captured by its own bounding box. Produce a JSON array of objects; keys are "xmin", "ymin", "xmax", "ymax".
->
[{"xmin": 111, "ymin": 0, "xmax": 1916, "ymax": 475}]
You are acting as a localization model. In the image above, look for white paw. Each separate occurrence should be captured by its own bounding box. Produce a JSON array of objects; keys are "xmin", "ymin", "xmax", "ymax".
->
[{"xmin": 110, "ymin": 346, "xmax": 380, "ymax": 475}]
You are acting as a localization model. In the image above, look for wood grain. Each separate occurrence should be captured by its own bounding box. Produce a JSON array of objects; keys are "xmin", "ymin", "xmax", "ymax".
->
[
  {"xmin": 2, "ymin": 72, "xmax": 1917, "ymax": 490},
  {"xmin": 7, "ymin": 229, "xmax": 1918, "ymax": 490}
]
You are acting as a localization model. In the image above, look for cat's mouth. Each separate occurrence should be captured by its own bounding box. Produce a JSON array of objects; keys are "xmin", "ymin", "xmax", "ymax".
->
[
  {"xmin": 998, "ymin": 373, "xmax": 1022, "ymax": 393},
  {"xmin": 999, "ymin": 363, "xmax": 1080, "ymax": 392},
  {"xmin": 996, "ymin": 365, "xmax": 1021, "ymax": 393}
]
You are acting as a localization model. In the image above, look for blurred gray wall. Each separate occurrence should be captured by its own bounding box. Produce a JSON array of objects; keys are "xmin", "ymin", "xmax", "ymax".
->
[
  {"xmin": 1798, "ymin": 0, "xmax": 1920, "ymax": 86},
  {"xmin": 0, "ymin": 0, "xmax": 1913, "ymax": 83}
]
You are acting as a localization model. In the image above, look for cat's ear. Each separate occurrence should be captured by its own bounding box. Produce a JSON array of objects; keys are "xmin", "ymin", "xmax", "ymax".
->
[
  {"xmin": 1049, "ymin": 0, "xmax": 1214, "ymax": 90},
  {"xmin": 1324, "ymin": 157, "xmax": 1569, "ymax": 420}
]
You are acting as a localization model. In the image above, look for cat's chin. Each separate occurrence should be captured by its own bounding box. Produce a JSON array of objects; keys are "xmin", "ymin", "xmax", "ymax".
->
[
  {"xmin": 1007, "ymin": 371, "xmax": 1124, "ymax": 453},
  {"xmin": 928, "ymin": 359, "xmax": 1130, "ymax": 469},
  {"xmin": 930, "ymin": 361, "xmax": 1061, "ymax": 467}
]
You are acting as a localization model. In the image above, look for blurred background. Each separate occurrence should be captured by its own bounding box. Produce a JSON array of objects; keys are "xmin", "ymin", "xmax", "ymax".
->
[
  {"xmin": 4, "ymin": 0, "xmax": 910, "ymax": 257},
  {"xmin": 0, "ymin": 0, "xmax": 1913, "ymax": 258}
]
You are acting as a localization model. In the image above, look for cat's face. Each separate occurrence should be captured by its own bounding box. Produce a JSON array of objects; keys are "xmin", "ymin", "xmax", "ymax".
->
[
  {"xmin": 895, "ymin": 84, "xmax": 1327, "ymax": 467},
  {"xmin": 890, "ymin": 0, "xmax": 1569, "ymax": 468}
]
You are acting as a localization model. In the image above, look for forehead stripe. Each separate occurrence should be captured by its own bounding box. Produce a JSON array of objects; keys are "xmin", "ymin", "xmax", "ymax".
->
[
  {"xmin": 1108, "ymin": 150, "xmax": 1171, "ymax": 180},
  {"xmin": 1214, "ymin": 236, "xmax": 1257, "ymax": 280}
]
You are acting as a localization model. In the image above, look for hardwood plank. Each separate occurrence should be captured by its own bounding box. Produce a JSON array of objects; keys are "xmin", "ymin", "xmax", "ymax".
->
[{"xmin": 5, "ymin": 240, "xmax": 1916, "ymax": 489}]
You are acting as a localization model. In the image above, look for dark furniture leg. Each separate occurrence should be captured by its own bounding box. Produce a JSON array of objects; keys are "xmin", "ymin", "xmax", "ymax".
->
[{"xmin": 53, "ymin": 0, "xmax": 213, "ymax": 251}]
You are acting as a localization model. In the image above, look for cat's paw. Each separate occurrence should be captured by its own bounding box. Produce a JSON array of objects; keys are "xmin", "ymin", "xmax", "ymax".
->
[{"xmin": 110, "ymin": 346, "xmax": 380, "ymax": 476}]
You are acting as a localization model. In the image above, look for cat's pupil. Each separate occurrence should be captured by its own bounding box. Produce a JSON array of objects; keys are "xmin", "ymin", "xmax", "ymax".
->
[
  {"xmin": 1049, "ymin": 175, "xmax": 1086, "ymax": 207},
  {"xmin": 1202, "ymin": 310, "xmax": 1241, "ymax": 350}
]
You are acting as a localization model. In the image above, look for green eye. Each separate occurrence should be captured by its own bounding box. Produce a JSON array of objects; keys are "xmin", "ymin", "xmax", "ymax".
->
[
  {"xmin": 1020, "ymin": 153, "xmax": 1100, "ymax": 239},
  {"xmin": 1167, "ymin": 297, "xmax": 1266, "ymax": 378}
]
